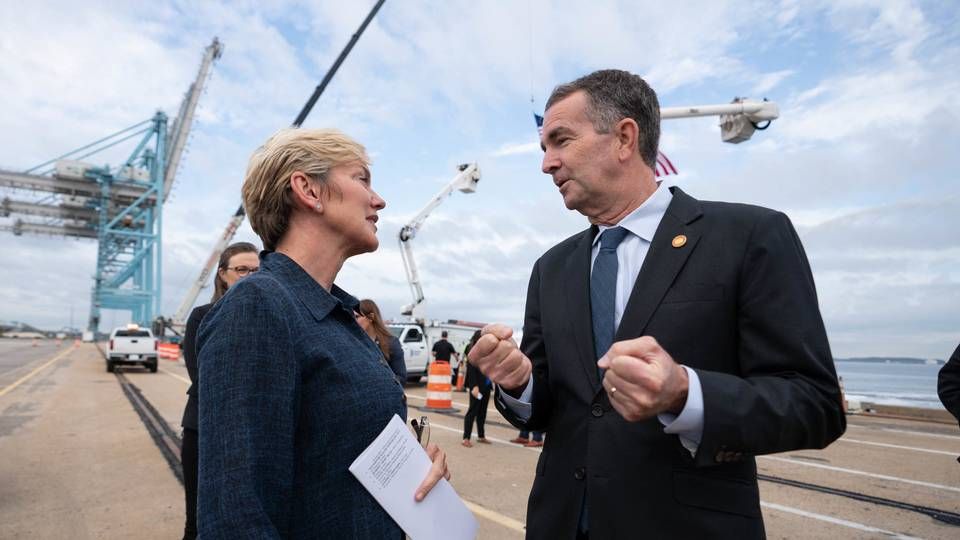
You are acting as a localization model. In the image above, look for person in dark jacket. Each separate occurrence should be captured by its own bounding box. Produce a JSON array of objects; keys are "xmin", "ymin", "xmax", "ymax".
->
[
  {"xmin": 197, "ymin": 128, "xmax": 449, "ymax": 539},
  {"xmin": 469, "ymin": 69, "xmax": 845, "ymax": 538},
  {"xmin": 355, "ymin": 298, "xmax": 406, "ymax": 385},
  {"xmin": 179, "ymin": 241, "xmax": 258, "ymax": 540},
  {"xmin": 938, "ymin": 342, "xmax": 960, "ymax": 427},
  {"xmin": 462, "ymin": 330, "xmax": 492, "ymax": 447}
]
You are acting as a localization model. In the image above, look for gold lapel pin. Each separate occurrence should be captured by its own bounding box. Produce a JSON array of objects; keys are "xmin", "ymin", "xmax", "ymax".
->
[{"xmin": 672, "ymin": 235, "xmax": 687, "ymax": 248}]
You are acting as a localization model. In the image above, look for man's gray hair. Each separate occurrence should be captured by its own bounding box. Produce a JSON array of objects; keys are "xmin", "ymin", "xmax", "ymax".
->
[{"xmin": 545, "ymin": 69, "xmax": 660, "ymax": 170}]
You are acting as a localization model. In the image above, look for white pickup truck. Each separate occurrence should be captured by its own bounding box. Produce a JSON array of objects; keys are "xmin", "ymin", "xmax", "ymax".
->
[
  {"xmin": 107, "ymin": 325, "xmax": 158, "ymax": 373},
  {"xmin": 387, "ymin": 320, "xmax": 482, "ymax": 382}
]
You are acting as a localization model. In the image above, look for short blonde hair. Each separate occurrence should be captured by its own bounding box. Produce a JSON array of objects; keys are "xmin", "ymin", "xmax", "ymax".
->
[{"xmin": 242, "ymin": 128, "xmax": 370, "ymax": 251}]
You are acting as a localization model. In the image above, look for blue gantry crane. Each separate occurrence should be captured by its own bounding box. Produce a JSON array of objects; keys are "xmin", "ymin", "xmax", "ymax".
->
[{"xmin": 0, "ymin": 38, "xmax": 223, "ymax": 336}]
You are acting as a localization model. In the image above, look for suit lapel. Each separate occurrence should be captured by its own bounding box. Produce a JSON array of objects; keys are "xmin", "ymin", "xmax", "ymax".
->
[
  {"xmin": 565, "ymin": 226, "xmax": 602, "ymax": 393},
  {"xmin": 616, "ymin": 187, "xmax": 704, "ymax": 341}
]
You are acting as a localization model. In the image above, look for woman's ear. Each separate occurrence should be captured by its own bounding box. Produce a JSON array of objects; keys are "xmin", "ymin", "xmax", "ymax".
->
[{"xmin": 289, "ymin": 171, "xmax": 323, "ymax": 212}]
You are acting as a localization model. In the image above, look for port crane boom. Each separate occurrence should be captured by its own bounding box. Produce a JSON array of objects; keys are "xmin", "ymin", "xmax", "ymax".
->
[{"xmin": 164, "ymin": 39, "xmax": 223, "ymax": 200}]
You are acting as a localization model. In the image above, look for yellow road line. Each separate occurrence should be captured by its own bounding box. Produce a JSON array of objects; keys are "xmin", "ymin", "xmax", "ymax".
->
[
  {"xmin": 161, "ymin": 368, "xmax": 191, "ymax": 385},
  {"xmin": 462, "ymin": 499, "xmax": 526, "ymax": 534},
  {"xmin": 409, "ymin": 417, "xmax": 529, "ymax": 533},
  {"xmin": 0, "ymin": 347, "xmax": 73, "ymax": 398}
]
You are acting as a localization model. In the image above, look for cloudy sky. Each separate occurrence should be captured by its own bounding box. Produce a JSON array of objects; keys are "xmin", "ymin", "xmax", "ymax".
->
[{"xmin": 1, "ymin": 0, "xmax": 957, "ymax": 358}]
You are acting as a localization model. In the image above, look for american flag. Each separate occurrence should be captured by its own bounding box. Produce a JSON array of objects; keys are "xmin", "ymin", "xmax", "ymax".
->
[{"xmin": 534, "ymin": 112, "xmax": 678, "ymax": 177}]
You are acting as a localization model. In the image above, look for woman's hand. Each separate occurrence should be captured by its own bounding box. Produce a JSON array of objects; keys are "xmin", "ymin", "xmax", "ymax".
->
[
  {"xmin": 415, "ymin": 443, "xmax": 450, "ymax": 502},
  {"xmin": 471, "ymin": 386, "xmax": 481, "ymax": 399}
]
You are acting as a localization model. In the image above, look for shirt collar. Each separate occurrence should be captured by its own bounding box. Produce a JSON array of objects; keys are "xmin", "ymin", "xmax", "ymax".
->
[
  {"xmin": 260, "ymin": 251, "xmax": 360, "ymax": 321},
  {"xmin": 593, "ymin": 181, "xmax": 674, "ymax": 246}
]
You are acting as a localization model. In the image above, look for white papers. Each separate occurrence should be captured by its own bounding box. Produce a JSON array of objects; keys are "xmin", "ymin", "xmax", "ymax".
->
[{"xmin": 349, "ymin": 414, "xmax": 478, "ymax": 540}]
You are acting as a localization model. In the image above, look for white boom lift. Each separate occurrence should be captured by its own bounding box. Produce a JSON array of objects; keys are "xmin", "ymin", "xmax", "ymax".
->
[
  {"xmin": 661, "ymin": 97, "xmax": 779, "ymax": 143},
  {"xmin": 398, "ymin": 163, "xmax": 481, "ymax": 319}
]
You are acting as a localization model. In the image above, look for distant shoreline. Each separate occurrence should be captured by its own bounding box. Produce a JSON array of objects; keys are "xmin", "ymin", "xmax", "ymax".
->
[{"xmin": 835, "ymin": 357, "xmax": 945, "ymax": 366}]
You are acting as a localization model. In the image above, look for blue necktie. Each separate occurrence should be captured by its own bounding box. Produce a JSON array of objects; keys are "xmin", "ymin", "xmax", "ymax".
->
[
  {"xmin": 591, "ymin": 226, "xmax": 630, "ymax": 362},
  {"xmin": 581, "ymin": 226, "xmax": 629, "ymax": 533}
]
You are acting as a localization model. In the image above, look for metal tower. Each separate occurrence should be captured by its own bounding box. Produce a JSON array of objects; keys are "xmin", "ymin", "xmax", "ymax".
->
[{"xmin": 0, "ymin": 38, "xmax": 222, "ymax": 334}]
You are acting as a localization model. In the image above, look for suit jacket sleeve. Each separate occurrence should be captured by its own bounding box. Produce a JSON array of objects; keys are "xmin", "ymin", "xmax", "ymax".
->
[
  {"xmin": 694, "ymin": 210, "xmax": 846, "ymax": 467},
  {"xmin": 938, "ymin": 343, "xmax": 960, "ymax": 425},
  {"xmin": 387, "ymin": 336, "xmax": 406, "ymax": 385},
  {"xmin": 495, "ymin": 257, "xmax": 553, "ymax": 431},
  {"xmin": 182, "ymin": 304, "xmax": 208, "ymax": 394},
  {"xmin": 197, "ymin": 283, "xmax": 296, "ymax": 538}
]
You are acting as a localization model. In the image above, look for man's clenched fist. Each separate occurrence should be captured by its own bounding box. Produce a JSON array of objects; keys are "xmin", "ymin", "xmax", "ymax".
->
[
  {"xmin": 467, "ymin": 324, "xmax": 532, "ymax": 393},
  {"xmin": 597, "ymin": 336, "xmax": 689, "ymax": 422}
]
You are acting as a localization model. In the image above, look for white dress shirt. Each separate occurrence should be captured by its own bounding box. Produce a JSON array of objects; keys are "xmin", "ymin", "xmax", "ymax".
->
[{"xmin": 500, "ymin": 182, "xmax": 705, "ymax": 455}]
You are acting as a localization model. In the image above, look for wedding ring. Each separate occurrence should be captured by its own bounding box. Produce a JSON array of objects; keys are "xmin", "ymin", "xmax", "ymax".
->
[{"xmin": 609, "ymin": 386, "xmax": 617, "ymax": 394}]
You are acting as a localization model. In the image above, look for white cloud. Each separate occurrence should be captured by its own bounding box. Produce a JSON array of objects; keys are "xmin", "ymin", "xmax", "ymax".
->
[
  {"xmin": 491, "ymin": 141, "xmax": 540, "ymax": 157},
  {"xmin": 1, "ymin": 0, "xmax": 958, "ymax": 361},
  {"xmin": 752, "ymin": 69, "xmax": 795, "ymax": 95}
]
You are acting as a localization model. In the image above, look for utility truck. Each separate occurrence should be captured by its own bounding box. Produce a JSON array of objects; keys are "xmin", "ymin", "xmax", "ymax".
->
[
  {"xmin": 106, "ymin": 324, "xmax": 158, "ymax": 373},
  {"xmin": 388, "ymin": 319, "xmax": 483, "ymax": 382}
]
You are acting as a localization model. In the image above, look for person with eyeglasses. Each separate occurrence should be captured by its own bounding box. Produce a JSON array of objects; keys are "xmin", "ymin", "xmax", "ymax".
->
[
  {"xmin": 355, "ymin": 298, "xmax": 406, "ymax": 386},
  {"xmin": 179, "ymin": 241, "xmax": 259, "ymax": 540},
  {"xmin": 196, "ymin": 128, "xmax": 450, "ymax": 539}
]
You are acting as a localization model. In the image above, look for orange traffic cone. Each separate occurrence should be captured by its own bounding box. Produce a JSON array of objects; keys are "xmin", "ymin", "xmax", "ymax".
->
[{"xmin": 423, "ymin": 361, "xmax": 459, "ymax": 412}]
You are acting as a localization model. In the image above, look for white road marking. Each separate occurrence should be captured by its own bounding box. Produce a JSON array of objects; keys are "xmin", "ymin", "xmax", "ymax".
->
[
  {"xmin": 462, "ymin": 500, "xmax": 526, "ymax": 534},
  {"xmin": 406, "ymin": 391, "xmax": 469, "ymax": 409},
  {"xmin": 161, "ymin": 368, "xmax": 191, "ymax": 385},
  {"xmin": 405, "ymin": 414, "xmax": 529, "ymax": 533},
  {"xmin": 0, "ymin": 347, "xmax": 73, "ymax": 398},
  {"xmin": 429, "ymin": 417, "xmax": 933, "ymax": 536},
  {"xmin": 760, "ymin": 455, "xmax": 960, "ymax": 493},
  {"xmin": 837, "ymin": 437, "xmax": 958, "ymax": 456},
  {"xmin": 847, "ymin": 423, "xmax": 960, "ymax": 441},
  {"xmin": 428, "ymin": 420, "xmax": 544, "ymax": 453},
  {"xmin": 761, "ymin": 502, "xmax": 920, "ymax": 539}
]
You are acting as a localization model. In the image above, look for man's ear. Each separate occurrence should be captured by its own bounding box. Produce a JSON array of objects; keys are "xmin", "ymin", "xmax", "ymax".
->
[
  {"xmin": 289, "ymin": 171, "xmax": 323, "ymax": 212},
  {"xmin": 614, "ymin": 118, "xmax": 640, "ymax": 162}
]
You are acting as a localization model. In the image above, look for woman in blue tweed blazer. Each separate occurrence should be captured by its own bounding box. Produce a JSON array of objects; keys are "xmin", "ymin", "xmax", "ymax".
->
[{"xmin": 197, "ymin": 128, "xmax": 450, "ymax": 539}]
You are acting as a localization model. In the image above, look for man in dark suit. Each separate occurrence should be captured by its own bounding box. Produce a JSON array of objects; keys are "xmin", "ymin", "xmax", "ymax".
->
[
  {"xmin": 938, "ymin": 343, "xmax": 960, "ymax": 427},
  {"xmin": 468, "ymin": 69, "xmax": 846, "ymax": 539}
]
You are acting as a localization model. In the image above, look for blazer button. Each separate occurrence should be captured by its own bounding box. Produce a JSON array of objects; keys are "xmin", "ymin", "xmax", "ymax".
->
[
  {"xmin": 591, "ymin": 404, "xmax": 603, "ymax": 417},
  {"xmin": 574, "ymin": 467, "xmax": 586, "ymax": 481}
]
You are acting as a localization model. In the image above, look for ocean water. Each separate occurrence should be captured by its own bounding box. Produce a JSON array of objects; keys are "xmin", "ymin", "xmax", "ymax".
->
[{"xmin": 835, "ymin": 360, "xmax": 945, "ymax": 410}]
